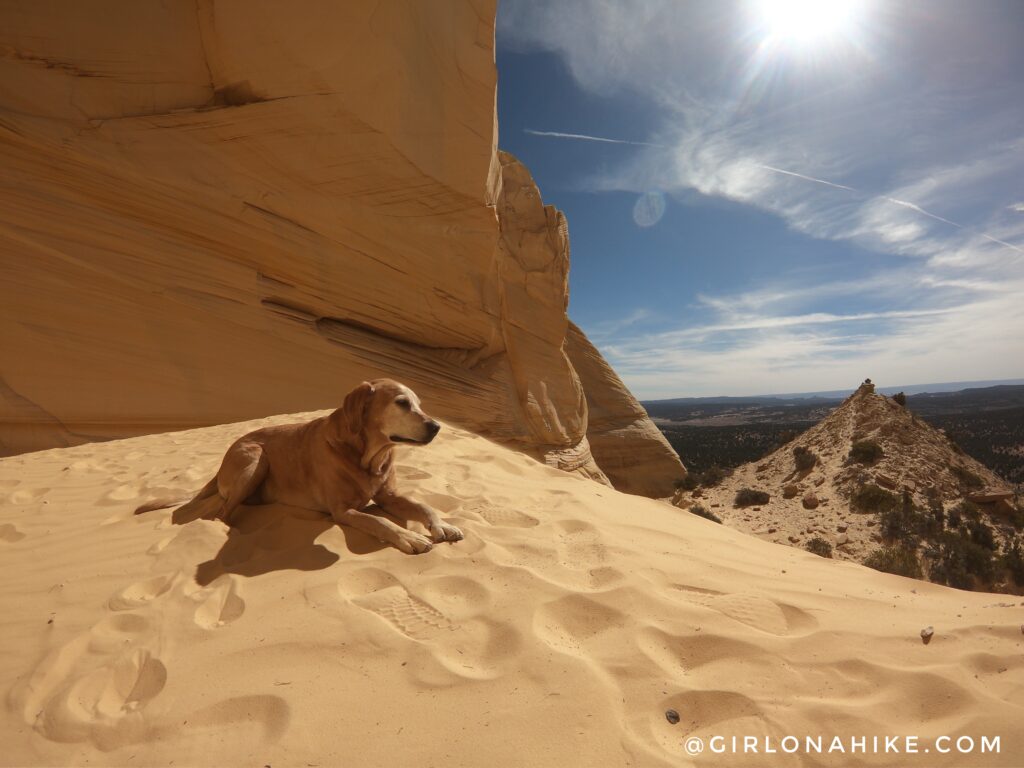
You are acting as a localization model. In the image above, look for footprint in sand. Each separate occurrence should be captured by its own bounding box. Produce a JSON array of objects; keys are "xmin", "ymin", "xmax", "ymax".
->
[
  {"xmin": 9, "ymin": 487, "xmax": 49, "ymax": 505},
  {"xmin": 665, "ymin": 589, "xmax": 817, "ymax": 636},
  {"xmin": 99, "ymin": 484, "xmax": 141, "ymax": 505},
  {"xmin": 416, "ymin": 491, "xmax": 463, "ymax": 513},
  {"xmin": 475, "ymin": 506, "xmax": 539, "ymax": 528},
  {"xmin": 428, "ymin": 617, "xmax": 521, "ymax": 680},
  {"xmin": 533, "ymin": 594, "xmax": 625, "ymax": 656},
  {"xmin": 14, "ymin": 610, "xmax": 167, "ymax": 748},
  {"xmin": 554, "ymin": 520, "xmax": 608, "ymax": 568},
  {"xmin": 649, "ymin": 690, "xmax": 763, "ymax": 752},
  {"xmin": 0, "ymin": 523, "xmax": 26, "ymax": 543},
  {"xmin": 337, "ymin": 567, "xmax": 454, "ymax": 641},
  {"xmin": 418, "ymin": 575, "xmax": 491, "ymax": 622},
  {"xmin": 192, "ymin": 576, "xmax": 246, "ymax": 629},
  {"xmin": 108, "ymin": 574, "xmax": 177, "ymax": 611}
]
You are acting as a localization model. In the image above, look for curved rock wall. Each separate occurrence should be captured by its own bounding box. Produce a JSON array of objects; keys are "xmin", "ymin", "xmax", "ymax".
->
[{"xmin": 0, "ymin": 0, "xmax": 682, "ymax": 495}]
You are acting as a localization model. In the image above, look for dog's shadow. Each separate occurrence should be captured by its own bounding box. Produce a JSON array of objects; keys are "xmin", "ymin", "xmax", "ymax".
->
[{"xmin": 188, "ymin": 503, "xmax": 394, "ymax": 587}]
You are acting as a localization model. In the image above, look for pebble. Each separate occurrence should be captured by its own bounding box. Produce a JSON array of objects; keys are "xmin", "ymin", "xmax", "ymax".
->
[
  {"xmin": 921, "ymin": 626, "xmax": 934, "ymax": 645},
  {"xmin": 665, "ymin": 709, "xmax": 680, "ymax": 725}
]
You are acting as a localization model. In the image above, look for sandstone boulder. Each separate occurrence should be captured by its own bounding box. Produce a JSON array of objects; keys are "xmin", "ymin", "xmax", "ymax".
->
[{"xmin": 967, "ymin": 489, "xmax": 1014, "ymax": 504}]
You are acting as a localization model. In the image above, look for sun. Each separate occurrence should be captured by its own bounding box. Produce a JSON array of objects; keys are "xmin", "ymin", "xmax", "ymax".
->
[{"xmin": 756, "ymin": 0, "xmax": 863, "ymax": 44}]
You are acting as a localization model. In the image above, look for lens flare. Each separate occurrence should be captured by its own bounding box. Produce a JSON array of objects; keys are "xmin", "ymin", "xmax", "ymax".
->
[{"xmin": 633, "ymin": 191, "xmax": 666, "ymax": 228}]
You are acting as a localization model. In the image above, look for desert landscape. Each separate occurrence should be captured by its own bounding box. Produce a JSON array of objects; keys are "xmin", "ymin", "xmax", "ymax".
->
[
  {"xmin": 2, "ymin": 0, "xmax": 1022, "ymax": 766},
  {"xmin": 2, "ymin": 414, "xmax": 1023, "ymax": 766}
]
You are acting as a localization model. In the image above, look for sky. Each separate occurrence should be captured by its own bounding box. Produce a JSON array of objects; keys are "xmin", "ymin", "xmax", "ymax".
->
[{"xmin": 496, "ymin": 0, "xmax": 1024, "ymax": 398}]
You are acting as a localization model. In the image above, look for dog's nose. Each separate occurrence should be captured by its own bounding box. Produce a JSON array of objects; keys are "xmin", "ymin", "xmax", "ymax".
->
[{"xmin": 426, "ymin": 420, "xmax": 441, "ymax": 437}]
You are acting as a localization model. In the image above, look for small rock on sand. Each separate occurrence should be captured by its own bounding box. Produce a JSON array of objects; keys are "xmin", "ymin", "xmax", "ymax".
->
[
  {"xmin": 665, "ymin": 709, "xmax": 680, "ymax": 725},
  {"xmin": 921, "ymin": 626, "xmax": 934, "ymax": 645}
]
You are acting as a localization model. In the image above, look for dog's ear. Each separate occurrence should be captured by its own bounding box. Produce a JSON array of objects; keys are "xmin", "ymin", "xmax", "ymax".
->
[{"xmin": 341, "ymin": 381, "xmax": 375, "ymax": 435}]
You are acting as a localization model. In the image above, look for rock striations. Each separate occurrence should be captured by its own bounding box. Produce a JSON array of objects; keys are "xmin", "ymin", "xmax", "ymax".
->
[{"xmin": 0, "ymin": 1, "xmax": 682, "ymax": 496}]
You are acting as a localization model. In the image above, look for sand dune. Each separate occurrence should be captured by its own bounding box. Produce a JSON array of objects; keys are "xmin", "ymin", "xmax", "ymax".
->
[{"xmin": 1, "ymin": 414, "xmax": 1022, "ymax": 766}]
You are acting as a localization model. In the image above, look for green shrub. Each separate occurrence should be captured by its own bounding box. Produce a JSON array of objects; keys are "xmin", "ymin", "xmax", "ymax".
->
[
  {"xmin": 851, "ymin": 483, "xmax": 898, "ymax": 514},
  {"xmin": 1010, "ymin": 507, "xmax": 1024, "ymax": 531},
  {"xmin": 805, "ymin": 537, "xmax": 833, "ymax": 558},
  {"xmin": 926, "ymin": 531, "xmax": 995, "ymax": 589},
  {"xmin": 675, "ymin": 466, "xmax": 729, "ymax": 492},
  {"xmin": 864, "ymin": 547, "xmax": 922, "ymax": 578},
  {"xmin": 951, "ymin": 464, "xmax": 984, "ymax": 490},
  {"xmin": 675, "ymin": 474, "xmax": 699, "ymax": 492},
  {"xmin": 849, "ymin": 439, "xmax": 884, "ymax": 465},
  {"xmin": 966, "ymin": 518, "xmax": 996, "ymax": 551},
  {"xmin": 879, "ymin": 491, "xmax": 944, "ymax": 549},
  {"xmin": 925, "ymin": 488, "xmax": 945, "ymax": 529},
  {"xmin": 793, "ymin": 446, "xmax": 817, "ymax": 472},
  {"xmin": 892, "ymin": 392, "xmax": 907, "ymax": 406},
  {"xmin": 1000, "ymin": 539, "xmax": 1024, "ymax": 585},
  {"xmin": 688, "ymin": 504, "xmax": 722, "ymax": 524},
  {"xmin": 735, "ymin": 488, "xmax": 770, "ymax": 507},
  {"xmin": 700, "ymin": 465, "xmax": 728, "ymax": 488}
]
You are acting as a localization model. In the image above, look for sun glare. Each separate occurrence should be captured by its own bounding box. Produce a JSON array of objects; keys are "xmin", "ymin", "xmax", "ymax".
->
[{"xmin": 756, "ymin": 0, "xmax": 862, "ymax": 44}]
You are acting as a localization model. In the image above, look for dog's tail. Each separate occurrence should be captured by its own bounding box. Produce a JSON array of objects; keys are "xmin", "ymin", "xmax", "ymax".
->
[{"xmin": 134, "ymin": 477, "xmax": 219, "ymax": 517}]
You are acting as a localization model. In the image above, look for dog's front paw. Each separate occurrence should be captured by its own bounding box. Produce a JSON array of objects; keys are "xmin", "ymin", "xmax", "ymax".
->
[
  {"xmin": 396, "ymin": 530, "xmax": 434, "ymax": 555},
  {"xmin": 430, "ymin": 521, "xmax": 464, "ymax": 543}
]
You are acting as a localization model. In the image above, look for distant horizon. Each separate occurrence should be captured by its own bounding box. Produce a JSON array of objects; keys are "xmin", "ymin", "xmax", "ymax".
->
[{"xmin": 640, "ymin": 377, "xmax": 1024, "ymax": 403}]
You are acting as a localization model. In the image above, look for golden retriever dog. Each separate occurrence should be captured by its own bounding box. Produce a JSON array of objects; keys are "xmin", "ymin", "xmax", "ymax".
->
[{"xmin": 136, "ymin": 379, "xmax": 463, "ymax": 554}]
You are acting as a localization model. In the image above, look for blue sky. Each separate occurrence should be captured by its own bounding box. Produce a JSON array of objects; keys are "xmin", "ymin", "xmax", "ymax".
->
[{"xmin": 496, "ymin": 0, "xmax": 1024, "ymax": 398}]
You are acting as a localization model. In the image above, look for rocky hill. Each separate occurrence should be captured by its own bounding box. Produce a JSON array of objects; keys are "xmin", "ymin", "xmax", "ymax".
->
[
  {"xmin": 0, "ymin": 1, "xmax": 682, "ymax": 496},
  {"xmin": 676, "ymin": 381, "xmax": 1022, "ymax": 590}
]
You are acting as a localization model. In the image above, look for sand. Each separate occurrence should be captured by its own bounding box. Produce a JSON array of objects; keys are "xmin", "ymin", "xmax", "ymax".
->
[{"xmin": 1, "ymin": 413, "xmax": 1022, "ymax": 766}]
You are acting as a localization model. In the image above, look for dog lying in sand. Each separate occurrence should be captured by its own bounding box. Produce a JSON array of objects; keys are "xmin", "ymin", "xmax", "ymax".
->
[{"xmin": 136, "ymin": 379, "xmax": 463, "ymax": 554}]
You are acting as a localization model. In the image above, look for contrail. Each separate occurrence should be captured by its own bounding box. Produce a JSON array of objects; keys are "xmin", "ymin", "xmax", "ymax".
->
[
  {"xmin": 884, "ymin": 197, "xmax": 961, "ymax": 228},
  {"xmin": 755, "ymin": 164, "xmax": 856, "ymax": 192},
  {"xmin": 523, "ymin": 129, "xmax": 664, "ymax": 148},
  {"xmin": 526, "ymin": 127, "xmax": 1024, "ymax": 255},
  {"xmin": 979, "ymin": 233, "xmax": 1024, "ymax": 255}
]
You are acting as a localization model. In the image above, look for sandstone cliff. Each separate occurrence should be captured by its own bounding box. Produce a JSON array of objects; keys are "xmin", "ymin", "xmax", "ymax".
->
[{"xmin": 0, "ymin": 0, "xmax": 683, "ymax": 495}]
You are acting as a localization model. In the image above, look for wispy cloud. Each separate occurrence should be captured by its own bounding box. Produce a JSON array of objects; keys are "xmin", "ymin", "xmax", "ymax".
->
[{"xmin": 501, "ymin": 0, "xmax": 1024, "ymax": 395}]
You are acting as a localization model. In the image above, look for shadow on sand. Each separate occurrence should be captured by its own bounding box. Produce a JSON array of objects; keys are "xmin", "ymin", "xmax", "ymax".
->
[{"xmin": 179, "ymin": 502, "xmax": 394, "ymax": 586}]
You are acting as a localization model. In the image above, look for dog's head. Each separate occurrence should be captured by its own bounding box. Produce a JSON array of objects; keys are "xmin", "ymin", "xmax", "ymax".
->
[{"xmin": 341, "ymin": 378, "xmax": 441, "ymax": 446}]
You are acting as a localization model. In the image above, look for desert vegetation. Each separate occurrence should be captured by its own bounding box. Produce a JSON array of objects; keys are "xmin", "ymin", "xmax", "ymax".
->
[
  {"xmin": 849, "ymin": 439, "xmax": 884, "ymax": 465},
  {"xmin": 687, "ymin": 504, "xmax": 723, "ymax": 524},
  {"xmin": 805, "ymin": 537, "xmax": 833, "ymax": 558},
  {"xmin": 734, "ymin": 488, "xmax": 770, "ymax": 507},
  {"xmin": 793, "ymin": 445, "xmax": 817, "ymax": 472}
]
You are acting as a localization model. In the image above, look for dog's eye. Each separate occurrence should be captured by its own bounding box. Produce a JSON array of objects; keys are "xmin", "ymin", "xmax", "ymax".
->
[{"xmin": 395, "ymin": 397, "xmax": 410, "ymax": 409}]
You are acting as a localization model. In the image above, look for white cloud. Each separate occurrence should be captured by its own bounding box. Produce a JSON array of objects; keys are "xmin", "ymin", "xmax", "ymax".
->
[{"xmin": 501, "ymin": 0, "xmax": 1024, "ymax": 394}]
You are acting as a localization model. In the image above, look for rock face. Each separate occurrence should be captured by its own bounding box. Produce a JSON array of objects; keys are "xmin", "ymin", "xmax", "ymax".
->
[
  {"xmin": 0, "ymin": 1, "xmax": 683, "ymax": 494},
  {"xmin": 564, "ymin": 321, "xmax": 684, "ymax": 496}
]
